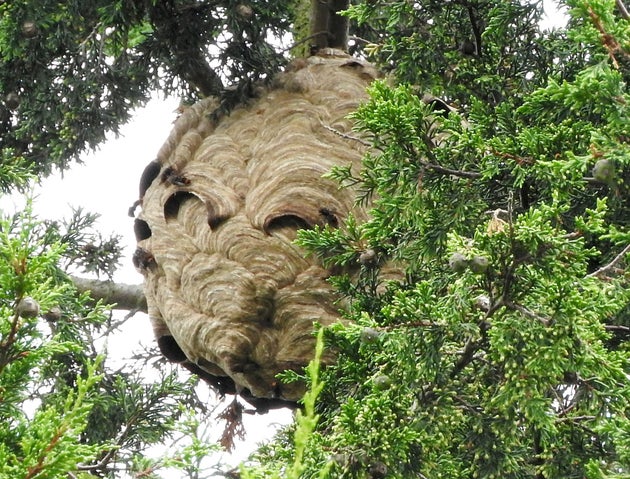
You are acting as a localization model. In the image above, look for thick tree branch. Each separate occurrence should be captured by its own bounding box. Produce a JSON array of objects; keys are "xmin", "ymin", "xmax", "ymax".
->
[
  {"xmin": 310, "ymin": 0, "xmax": 332, "ymax": 50},
  {"xmin": 149, "ymin": 2, "xmax": 224, "ymax": 97},
  {"xmin": 179, "ymin": 53, "xmax": 224, "ymax": 97},
  {"xmin": 329, "ymin": 0, "xmax": 349, "ymax": 49},
  {"xmin": 309, "ymin": 0, "xmax": 349, "ymax": 50},
  {"xmin": 70, "ymin": 275, "xmax": 147, "ymax": 313},
  {"xmin": 463, "ymin": 0, "xmax": 483, "ymax": 56}
]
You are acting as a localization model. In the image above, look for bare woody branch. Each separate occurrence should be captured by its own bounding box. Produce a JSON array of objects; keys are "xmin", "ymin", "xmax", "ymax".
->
[{"xmin": 70, "ymin": 275, "xmax": 147, "ymax": 313}]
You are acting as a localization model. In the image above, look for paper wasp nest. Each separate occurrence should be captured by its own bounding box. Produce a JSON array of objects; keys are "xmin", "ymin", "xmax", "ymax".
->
[{"xmin": 132, "ymin": 51, "xmax": 379, "ymax": 407}]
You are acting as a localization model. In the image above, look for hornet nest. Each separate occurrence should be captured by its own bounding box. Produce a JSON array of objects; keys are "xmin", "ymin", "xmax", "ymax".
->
[{"xmin": 132, "ymin": 50, "xmax": 382, "ymax": 409}]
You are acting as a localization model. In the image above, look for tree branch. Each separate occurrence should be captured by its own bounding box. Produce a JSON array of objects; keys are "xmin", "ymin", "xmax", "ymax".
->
[
  {"xmin": 179, "ymin": 54, "xmax": 224, "ymax": 98},
  {"xmin": 329, "ymin": 0, "xmax": 349, "ymax": 49},
  {"xmin": 586, "ymin": 243, "xmax": 630, "ymax": 279},
  {"xmin": 505, "ymin": 301, "xmax": 551, "ymax": 326},
  {"xmin": 310, "ymin": 0, "xmax": 331, "ymax": 50},
  {"xmin": 617, "ymin": 0, "xmax": 630, "ymax": 20},
  {"xmin": 605, "ymin": 324, "xmax": 630, "ymax": 332},
  {"xmin": 148, "ymin": 2, "xmax": 223, "ymax": 97},
  {"xmin": 450, "ymin": 338, "xmax": 480, "ymax": 378},
  {"xmin": 421, "ymin": 160, "xmax": 482, "ymax": 179},
  {"xmin": 70, "ymin": 275, "xmax": 147, "ymax": 313},
  {"xmin": 309, "ymin": 0, "xmax": 350, "ymax": 50},
  {"xmin": 463, "ymin": 0, "xmax": 483, "ymax": 56}
]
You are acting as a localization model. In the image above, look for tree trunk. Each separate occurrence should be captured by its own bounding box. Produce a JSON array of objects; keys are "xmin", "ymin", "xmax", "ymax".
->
[{"xmin": 310, "ymin": 0, "xmax": 349, "ymax": 50}]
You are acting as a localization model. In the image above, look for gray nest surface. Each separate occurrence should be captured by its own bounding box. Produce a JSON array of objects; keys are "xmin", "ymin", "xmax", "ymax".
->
[{"xmin": 132, "ymin": 50, "xmax": 379, "ymax": 406}]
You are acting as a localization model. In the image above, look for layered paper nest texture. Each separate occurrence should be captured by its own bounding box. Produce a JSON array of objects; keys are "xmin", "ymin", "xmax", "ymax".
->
[{"xmin": 134, "ymin": 51, "xmax": 379, "ymax": 402}]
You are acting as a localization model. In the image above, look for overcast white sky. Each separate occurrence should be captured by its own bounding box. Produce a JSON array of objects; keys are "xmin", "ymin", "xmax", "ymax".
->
[{"xmin": 17, "ymin": 95, "xmax": 180, "ymax": 284}]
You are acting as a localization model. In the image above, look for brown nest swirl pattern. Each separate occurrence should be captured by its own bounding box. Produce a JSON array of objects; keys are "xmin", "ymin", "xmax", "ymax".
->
[{"xmin": 132, "ymin": 51, "xmax": 379, "ymax": 407}]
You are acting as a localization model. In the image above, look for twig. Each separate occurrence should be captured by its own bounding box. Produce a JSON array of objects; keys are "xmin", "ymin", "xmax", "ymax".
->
[
  {"xmin": 348, "ymin": 35, "xmax": 371, "ymax": 45},
  {"xmin": 76, "ymin": 402, "xmax": 144, "ymax": 473},
  {"xmin": 25, "ymin": 429, "xmax": 65, "ymax": 479},
  {"xmin": 505, "ymin": 301, "xmax": 551, "ymax": 326},
  {"xmin": 0, "ymin": 302, "xmax": 24, "ymax": 374},
  {"xmin": 453, "ymin": 394, "xmax": 483, "ymax": 414},
  {"xmin": 78, "ymin": 22, "xmax": 103, "ymax": 51},
  {"xmin": 586, "ymin": 243, "xmax": 630, "ymax": 278},
  {"xmin": 490, "ymin": 149, "xmax": 535, "ymax": 166},
  {"xmin": 588, "ymin": 6, "xmax": 622, "ymax": 68},
  {"xmin": 420, "ymin": 161, "xmax": 482, "ymax": 179},
  {"xmin": 617, "ymin": 0, "xmax": 630, "ymax": 20},
  {"xmin": 320, "ymin": 122, "xmax": 372, "ymax": 146},
  {"xmin": 563, "ymin": 231, "xmax": 582, "ymax": 240},
  {"xmin": 605, "ymin": 324, "xmax": 630, "ymax": 332},
  {"xmin": 77, "ymin": 446, "xmax": 120, "ymax": 472},
  {"xmin": 76, "ymin": 400, "xmax": 164, "ymax": 475},
  {"xmin": 556, "ymin": 415, "xmax": 596, "ymax": 423},
  {"xmin": 383, "ymin": 320, "xmax": 444, "ymax": 329}
]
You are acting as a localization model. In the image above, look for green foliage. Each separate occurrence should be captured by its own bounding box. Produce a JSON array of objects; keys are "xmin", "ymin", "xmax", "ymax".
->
[
  {"xmin": 1, "ymin": 0, "xmax": 629, "ymax": 478},
  {"xmin": 31, "ymin": 207, "xmax": 123, "ymax": 280},
  {"xmin": 241, "ymin": 328, "xmax": 330, "ymax": 479},
  {"xmin": 0, "ymin": 359, "xmax": 104, "ymax": 479},
  {"xmin": 0, "ymin": 206, "xmax": 105, "ymax": 478},
  {"xmin": 0, "ymin": 204, "xmax": 216, "ymax": 478},
  {"xmin": 0, "ymin": 0, "xmax": 293, "ymax": 183},
  {"xmin": 345, "ymin": 0, "xmax": 564, "ymax": 106},
  {"xmin": 245, "ymin": 1, "xmax": 630, "ymax": 478},
  {"xmin": 283, "ymin": 329, "xmax": 327, "ymax": 479}
]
